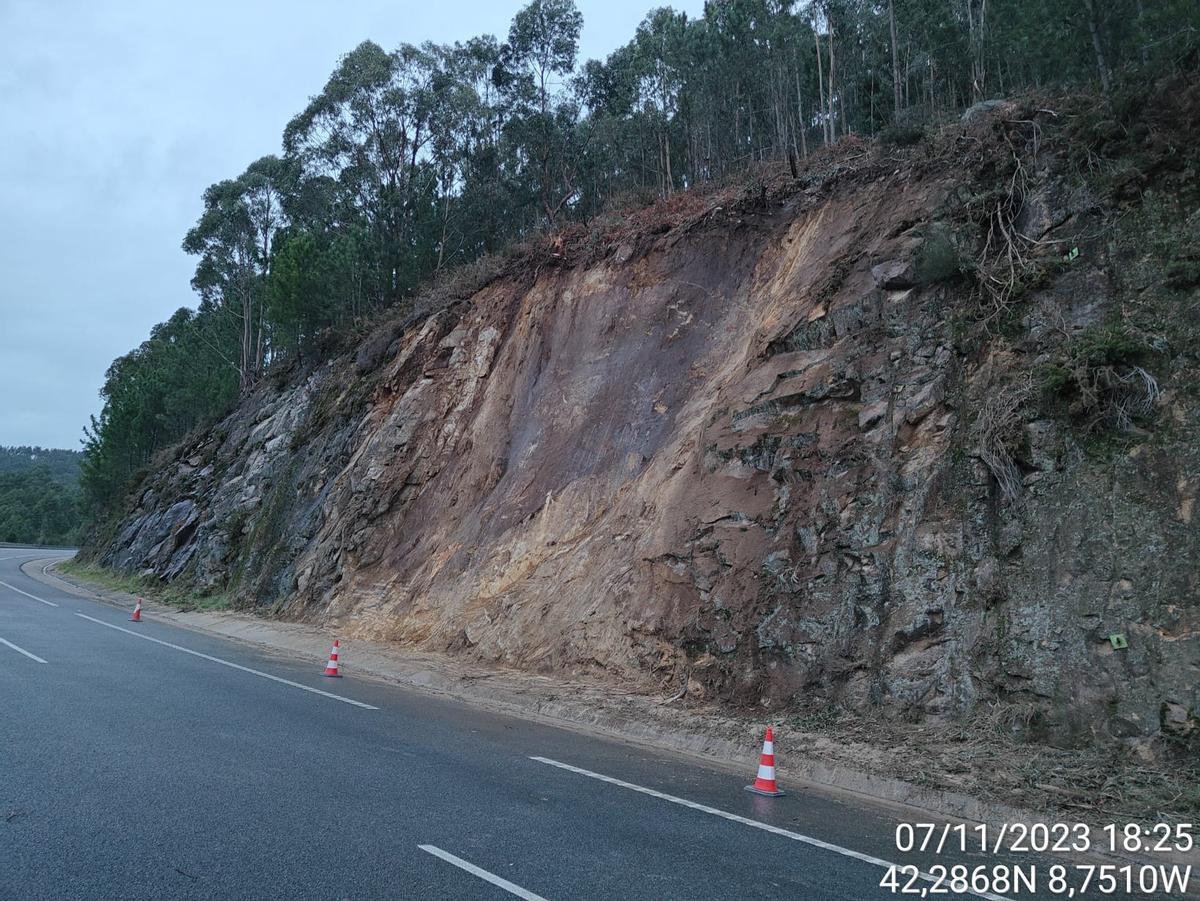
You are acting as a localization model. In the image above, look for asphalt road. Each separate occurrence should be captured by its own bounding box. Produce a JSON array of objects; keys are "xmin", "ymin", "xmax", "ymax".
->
[{"xmin": 0, "ymin": 547, "xmax": 1091, "ymax": 900}]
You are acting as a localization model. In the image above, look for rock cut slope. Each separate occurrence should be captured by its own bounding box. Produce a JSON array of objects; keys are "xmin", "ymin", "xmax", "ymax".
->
[{"xmin": 96, "ymin": 86, "xmax": 1200, "ymax": 750}]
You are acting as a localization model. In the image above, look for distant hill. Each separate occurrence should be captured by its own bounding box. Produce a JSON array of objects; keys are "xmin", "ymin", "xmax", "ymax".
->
[
  {"xmin": 0, "ymin": 447, "xmax": 82, "ymax": 545},
  {"xmin": 0, "ymin": 446, "xmax": 82, "ymax": 487}
]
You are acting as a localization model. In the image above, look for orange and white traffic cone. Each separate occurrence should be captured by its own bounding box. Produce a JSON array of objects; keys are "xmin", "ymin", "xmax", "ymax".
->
[
  {"xmin": 130, "ymin": 599, "xmax": 143, "ymax": 623},
  {"xmin": 322, "ymin": 639, "xmax": 342, "ymax": 677},
  {"xmin": 745, "ymin": 727, "xmax": 785, "ymax": 796}
]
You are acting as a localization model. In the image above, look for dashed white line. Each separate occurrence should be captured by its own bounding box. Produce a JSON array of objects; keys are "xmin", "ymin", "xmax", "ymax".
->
[
  {"xmin": 0, "ymin": 636, "xmax": 48, "ymax": 663},
  {"xmin": 529, "ymin": 756, "xmax": 1012, "ymax": 901},
  {"xmin": 75, "ymin": 613, "xmax": 379, "ymax": 710},
  {"xmin": 419, "ymin": 845, "xmax": 550, "ymax": 901},
  {"xmin": 0, "ymin": 579, "xmax": 59, "ymax": 607}
]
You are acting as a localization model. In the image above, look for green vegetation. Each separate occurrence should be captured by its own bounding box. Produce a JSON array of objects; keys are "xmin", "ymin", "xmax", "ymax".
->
[
  {"xmin": 878, "ymin": 124, "xmax": 926, "ymax": 149},
  {"xmin": 915, "ymin": 226, "xmax": 964, "ymax": 286},
  {"xmin": 0, "ymin": 446, "xmax": 81, "ymax": 483},
  {"xmin": 81, "ymin": 309, "xmax": 239, "ymax": 513},
  {"xmin": 0, "ymin": 447, "xmax": 82, "ymax": 545},
  {"xmin": 1037, "ymin": 322, "xmax": 1158, "ymax": 433},
  {"xmin": 0, "ymin": 470, "xmax": 80, "ymax": 546},
  {"xmin": 81, "ymin": 0, "xmax": 1200, "ymax": 520},
  {"xmin": 58, "ymin": 559, "xmax": 232, "ymax": 612},
  {"xmin": 1139, "ymin": 191, "xmax": 1200, "ymax": 292}
]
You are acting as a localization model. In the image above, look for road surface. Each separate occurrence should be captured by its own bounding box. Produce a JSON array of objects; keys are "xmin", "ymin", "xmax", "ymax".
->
[{"xmin": 1, "ymin": 547, "xmax": 1070, "ymax": 900}]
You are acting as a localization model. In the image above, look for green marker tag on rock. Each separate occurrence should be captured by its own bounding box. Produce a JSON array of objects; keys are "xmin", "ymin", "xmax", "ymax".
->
[{"xmin": 1108, "ymin": 633, "xmax": 1128, "ymax": 650}]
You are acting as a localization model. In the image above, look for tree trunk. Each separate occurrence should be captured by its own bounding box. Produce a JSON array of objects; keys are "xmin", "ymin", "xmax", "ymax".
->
[
  {"xmin": 967, "ymin": 0, "xmax": 989, "ymax": 101},
  {"xmin": 1134, "ymin": 0, "xmax": 1149, "ymax": 64},
  {"xmin": 890, "ymin": 0, "xmax": 903, "ymax": 118},
  {"xmin": 241, "ymin": 289, "xmax": 252, "ymax": 391},
  {"xmin": 664, "ymin": 127, "xmax": 673, "ymax": 196},
  {"xmin": 436, "ymin": 187, "xmax": 450, "ymax": 272},
  {"xmin": 795, "ymin": 61, "xmax": 808, "ymax": 157},
  {"xmin": 827, "ymin": 21, "xmax": 837, "ymax": 141},
  {"xmin": 1081, "ymin": 0, "xmax": 1112, "ymax": 92},
  {"xmin": 814, "ymin": 27, "xmax": 828, "ymax": 145}
]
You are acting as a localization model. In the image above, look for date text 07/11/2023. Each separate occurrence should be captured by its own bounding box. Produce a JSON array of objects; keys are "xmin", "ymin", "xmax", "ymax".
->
[{"xmin": 894, "ymin": 821, "xmax": 1194, "ymax": 856}]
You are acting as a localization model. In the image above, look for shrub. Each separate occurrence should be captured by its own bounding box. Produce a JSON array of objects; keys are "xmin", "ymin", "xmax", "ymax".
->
[
  {"xmin": 1073, "ymin": 324, "xmax": 1147, "ymax": 368},
  {"xmin": 879, "ymin": 124, "xmax": 926, "ymax": 148},
  {"xmin": 915, "ymin": 227, "xmax": 964, "ymax": 285},
  {"xmin": 1040, "ymin": 323, "xmax": 1159, "ymax": 432}
]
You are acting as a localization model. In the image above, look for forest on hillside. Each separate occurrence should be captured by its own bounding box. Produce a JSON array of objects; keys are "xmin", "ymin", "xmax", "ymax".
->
[
  {"xmin": 0, "ymin": 446, "xmax": 82, "ymax": 484},
  {"xmin": 0, "ymin": 447, "xmax": 82, "ymax": 546},
  {"xmin": 80, "ymin": 0, "xmax": 1199, "ymax": 517}
]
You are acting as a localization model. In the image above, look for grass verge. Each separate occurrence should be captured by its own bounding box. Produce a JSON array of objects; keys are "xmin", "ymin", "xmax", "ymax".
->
[{"xmin": 57, "ymin": 559, "xmax": 232, "ymax": 613}]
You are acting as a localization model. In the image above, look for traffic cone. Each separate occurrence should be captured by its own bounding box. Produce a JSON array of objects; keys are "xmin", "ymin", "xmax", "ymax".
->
[
  {"xmin": 322, "ymin": 639, "xmax": 342, "ymax": 677},
  {"xmin": 130, "ymin": 599, "xmax": 143, "ymax": 623},
  {"xmin": 745, "ymin": 727, "xmax": 785, "ymax": 797}
]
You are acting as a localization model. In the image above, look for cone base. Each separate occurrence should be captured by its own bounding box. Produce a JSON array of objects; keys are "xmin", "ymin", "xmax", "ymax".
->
[
  {"xmin": 745, "ymin": 784, "xmax": 786, "ymax": 797},
  {"xmin": 322, "ymin": 671, "xmax": 341, "ymax": 678}
]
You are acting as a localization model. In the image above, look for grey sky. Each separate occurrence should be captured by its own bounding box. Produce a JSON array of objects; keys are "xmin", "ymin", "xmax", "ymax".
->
[{"xmin": 0, "ymin": 0, "xmax": 703, "ymax": 450}]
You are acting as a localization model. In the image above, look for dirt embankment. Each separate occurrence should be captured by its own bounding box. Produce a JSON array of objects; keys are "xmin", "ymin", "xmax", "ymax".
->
[{"xmin": 93, "ymin": 78, "xmax": 1200, "ymax": 811}]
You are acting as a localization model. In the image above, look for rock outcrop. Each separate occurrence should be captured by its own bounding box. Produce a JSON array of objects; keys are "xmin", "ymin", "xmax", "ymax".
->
[{"xmin": 93, "ymin": 90, "xmax": 1200, "ymax": 750}]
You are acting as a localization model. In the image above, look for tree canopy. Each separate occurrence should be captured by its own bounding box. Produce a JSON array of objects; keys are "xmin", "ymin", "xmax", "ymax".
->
[{"xmin": 0, "ymin": 447, "xmax": 82, "ymax": 545}]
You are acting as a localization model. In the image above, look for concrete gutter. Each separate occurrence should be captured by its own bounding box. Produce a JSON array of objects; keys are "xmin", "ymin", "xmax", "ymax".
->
[{"xmin": 26, "ymin": 556, "xmax": 1198, "ymax": 873}]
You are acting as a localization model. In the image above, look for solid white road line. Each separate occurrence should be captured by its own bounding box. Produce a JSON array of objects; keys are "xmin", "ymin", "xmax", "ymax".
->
[
  {"xmin": 529, "ymin": 756, "xmax": 1012, "ymax": 901},
  {"xmin": 0, "ymin": 636, "xmax": 48, "ymax": 663},
  {"xmin": 75, "ymin": 613, "xmax": 379, "ymax": 710},
  {"xmin": 0, "ymin": 579, "xmax": 59, "ymax": 607},
  {"xmin": 418, "ymin": 845, "xmax": 550, "ymax": 901}
]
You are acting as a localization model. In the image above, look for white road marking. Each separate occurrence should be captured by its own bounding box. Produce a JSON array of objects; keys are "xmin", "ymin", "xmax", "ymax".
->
[
  {"xmin": 530, "ymin": 756, "xmax": 1012, "ymax": 901},
  {"xmin": 75, "ymin": 613, "xmax": 379, "ymax": 710},
  {"xmin": 0, "ymin": 579, "xmax": 59, "ymax": 607},
  {"xmin": 419, "ymin": 845, "xmax": 550, "ymax": 901},
  {"xmin": 0, "ymin": 636, "xmax": 48, "ymax": 663}
]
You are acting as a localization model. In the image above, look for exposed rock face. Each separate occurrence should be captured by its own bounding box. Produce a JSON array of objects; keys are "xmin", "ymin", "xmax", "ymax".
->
[{"xmin": 94, "ymin": 103, "xmax": 1199, "ymax": 749}]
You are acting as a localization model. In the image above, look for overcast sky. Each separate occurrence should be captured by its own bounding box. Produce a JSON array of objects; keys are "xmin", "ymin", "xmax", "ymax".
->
[{"xmin": 0, "ymin": 0, "xmax": 703, "ymax": 450}]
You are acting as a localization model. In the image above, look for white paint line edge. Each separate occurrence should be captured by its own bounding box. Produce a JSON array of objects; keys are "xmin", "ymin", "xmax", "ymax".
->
[
  {"xmin": 0, "ymin": 636, "xmax": 48, "ymax": 663},
  {"xmin": 419, "ymin": 845, "xmax": 550, "ymax": 901},
  {"xmin": 0, "ymin": 579, "xmax": 59, "ymax": 607},
  {"xmin": 529, "ymin": 756, "xmax": 1012, "ymax": 901},
  {"xmin": 75, "ymin": 613, "xmax": 379, "ymax": 710}
]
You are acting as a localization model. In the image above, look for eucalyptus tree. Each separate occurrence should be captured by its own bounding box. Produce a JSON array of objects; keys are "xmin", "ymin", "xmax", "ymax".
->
[
  {"xmin": 631, "ymin": 7, "xmax": 691, "ymax": 195},
  {"xmin": 495, "ymin": 0, "xmax": 585, "ymax": 224},
  {"xmin": 283, "ymin": 40, "xmax": 441, "ymax": 304},
  {"xmin": 572, "ymin": 46, "xmax": 643, "ymax": 211},
  {"xmin": 427, "ymin": 41, "xmax": 495, "ymax": 271},
  {"xmin": 182, "ymin": 156, "xmax": 293, "ymax": 390}
]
